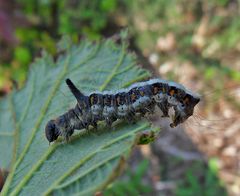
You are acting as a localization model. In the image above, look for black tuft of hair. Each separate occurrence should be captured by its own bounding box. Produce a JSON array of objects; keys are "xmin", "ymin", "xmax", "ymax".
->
[{"xmin": 65, "ymin": 78, "xmax": 85, "ymax": 101}]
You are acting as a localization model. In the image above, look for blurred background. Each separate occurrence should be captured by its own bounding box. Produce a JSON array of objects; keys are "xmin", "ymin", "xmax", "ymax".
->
[{"xmin": 0, "ymin": 0, "xmax": 240, "ymax": 195}]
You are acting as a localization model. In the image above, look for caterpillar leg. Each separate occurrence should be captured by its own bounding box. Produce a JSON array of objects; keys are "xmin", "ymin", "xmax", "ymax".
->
[
  {"xmin": 79, "ymin": 120, "xmax": 90, "ymax": 132},
  {"xmin": 105, "ymin": 118, "xmax": 113, "ymax": 128},
  {"xmin": 65, "ymin": 135, "xmax": 71, "ymax": 143},
  {"xmin": 62, "ymin": 128, "xmax": 74, "ymax": 142},
  {"xmin": 125, "ymin": 112, "xmax": 137, "ymax": 124},
  {"xmin": 143, "ymin": 107, "xmax": 155, "ymax": 116},
  {"xmin": 105, "ymin": 116, "xmax": 117, "ymax": 129},
  {"xmin": 92, "ymin": 121, "xmax": 98, "ymax": 130},
  {"xmin": 147, "ymin": 103, "xmax": 156, "ymax": 115},
  {"xmin": 157, "ymin": 102, "xmax": 170, "ymax": 117}
]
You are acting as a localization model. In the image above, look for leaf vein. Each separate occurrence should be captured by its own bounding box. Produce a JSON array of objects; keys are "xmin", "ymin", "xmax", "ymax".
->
[
  {"xmin": 54, "ymin": 152, "xmax": 123, "ymax": 190},
  {"xmin": 99, "ymin": 44, "xmax": 126, "ymax": 91}
]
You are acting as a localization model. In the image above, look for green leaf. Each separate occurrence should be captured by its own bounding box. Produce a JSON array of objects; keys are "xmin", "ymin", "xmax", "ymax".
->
[
  {"xmin": 14, "ymin": 47, "xmax": 31, "ymax": 65},
  {"xmin": 0, "ymin": 36, "xmax": 158, "ymax": 195}
]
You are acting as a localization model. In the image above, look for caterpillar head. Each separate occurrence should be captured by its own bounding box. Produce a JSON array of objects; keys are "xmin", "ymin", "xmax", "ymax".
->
[
  {"xmin": 171, "ymin": 93, "xmax": 200, "ymax": 127},
  {"xmin": 45, "ymin": 120, "xmax": 60, "ymax": 143}
]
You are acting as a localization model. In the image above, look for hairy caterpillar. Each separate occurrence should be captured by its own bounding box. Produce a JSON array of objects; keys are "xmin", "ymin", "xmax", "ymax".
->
[{"xmin": 45, "ymin": 78, "xmax": 200, "ymax": 143}]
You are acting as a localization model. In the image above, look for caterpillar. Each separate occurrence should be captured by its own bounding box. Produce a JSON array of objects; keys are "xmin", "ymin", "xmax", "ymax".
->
[{"xmin": 45, "ymin": 78, "xmax": 200, "ymax": 143}]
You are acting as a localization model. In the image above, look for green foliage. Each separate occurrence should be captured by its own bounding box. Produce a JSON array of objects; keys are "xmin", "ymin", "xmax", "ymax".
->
[
  {"xmin": 175, "ymin": 159, "xmax": 227, "ymax": 196},
  {"xmin": 104, "ymin": 159, "xmax": 152, "ymax": 195},
  {"xmin": 0, "ymin": 36, "xmax": 159, "ymax": 195},
  {"xmin": 0, "ymin": 0, "xmax": 120, "ymax": 89},
  {"xmin": 215, "ymin": 17, "xmax": 240, "ymax": 49},
  {"xmin": 127, "ymin": 0, "xmax": 240, "ymax": 85},
  {"xmin": 58, "ymin": 0, "xmax": 118, "ymax": 39},
  {"xmin": 14, "ymin": 47, "xmax": 31, "ymax": 65}
]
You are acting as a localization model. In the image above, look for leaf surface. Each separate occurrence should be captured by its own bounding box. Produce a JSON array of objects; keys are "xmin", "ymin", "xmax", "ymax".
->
[{"xmin": 0, "ymin": 36, "xmax": 157, "ymax": 195}]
